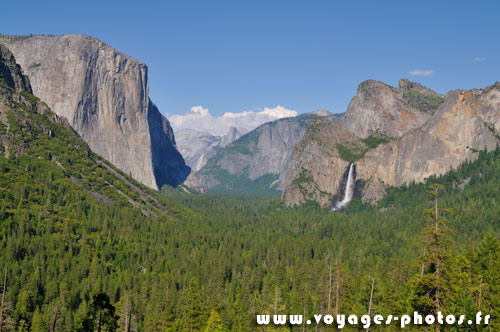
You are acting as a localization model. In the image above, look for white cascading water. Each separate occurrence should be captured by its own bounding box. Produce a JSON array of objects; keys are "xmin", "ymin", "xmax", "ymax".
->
[{"xmin": 332, "ymin": 163, "xmax": 355, "ymax": 211}]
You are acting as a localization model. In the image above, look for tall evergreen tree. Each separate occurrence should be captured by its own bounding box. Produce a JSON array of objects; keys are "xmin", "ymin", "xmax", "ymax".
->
[
  {"xmin": 204, "ymin": 310, "xmax": 227, "ymax": 332},
  {"xmin": 410, "ymin": 184, "xmax": 453, "ymax": 332},
  {"xmin": 30, "ymin": 308, "xmax": 46, "ymax": 332},
  {"xmin": 179, "ymin": 278, "xmax": 206, "ymax": 332},
  {"xmin": 472, "ymin": 234, "xmax": 500, "ymax": 330},
  {"xmin": 78, "ymin": 293, "xmax": 118, "ymax": 332}
]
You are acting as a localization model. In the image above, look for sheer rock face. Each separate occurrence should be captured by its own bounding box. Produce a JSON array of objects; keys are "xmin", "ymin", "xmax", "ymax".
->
[
  {"xmin": 248, "ymin": 118, "xmax": 310, "ymax": 183},
  {"xmin": 358, "ymin": 86, "xmax": 500, "ymax": 186},
  {"xmin": 283, "ymin": 81, "xmax": 500, "ymax": 207},
  {"xmin": 176, "ymin": 129, "xmax": 220, "ymax": 172},
  {"xmin": 341, "ymin": 79, "xmax": 442, "ymax": 138},
  {"xmin": 176, "ymin": 126, "xmax": 247, "ymax": 172},
  {"xmin": 0, "ymin": 34, "xmax": 189, "ymax": 189}
]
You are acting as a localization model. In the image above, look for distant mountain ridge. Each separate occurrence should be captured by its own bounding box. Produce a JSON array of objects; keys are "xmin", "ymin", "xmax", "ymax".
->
[
  {"xmin": 176, "ymin": 126, "xmax": 248, "ymax": 171},
  {"xmin": 187, "ymin": 111, "xmax": 342, "ymax": 194}
]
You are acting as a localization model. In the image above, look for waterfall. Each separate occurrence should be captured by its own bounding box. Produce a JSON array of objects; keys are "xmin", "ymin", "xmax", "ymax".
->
[{"xmin": 331, "ymin": 163, "xmax": 356, "ymax": 211}]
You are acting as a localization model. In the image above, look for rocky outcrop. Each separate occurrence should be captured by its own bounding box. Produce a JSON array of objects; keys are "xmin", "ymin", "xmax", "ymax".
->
[
  {"xmin": 0, "ymin": 44, "xmax": 32, "ymax": 92},
  {"xmin": 182, "ymin": 171, "xmax": 207, "ymax": 193},
  {"xmin": 0, "ymin": 34, "xmax": 189, "ymax": 190},
  {"xmin": 176, "ymin": 129, "xmax": 220, "ymax": 172},
  {"xmin": 194, "ymin": 112, "xmax": 342, "ymax": 193},
  {"xmin": 358, "ymin": 85, "xmax": 500, "ymax": 186},
  {"xmin": 220, "ymin": 126, "xmax": 248, "ymax": 147},
  {"xmin": 176, "ymin": 126, "xmax": 247, "ymax": 171},
  {"xmin": 341, "ymin": 79, "xmax": 443, "ymax": 138},
  {"xmin": 283, "ymin": 80, "xmax": 500, "ymax": 207},
  {"xmin": 282, "ymin": 119, "xmax": 359, "ymax": 207},
  {"xmin": 0, "ymin": 44, "xmax": 70, "ymax": 159}
]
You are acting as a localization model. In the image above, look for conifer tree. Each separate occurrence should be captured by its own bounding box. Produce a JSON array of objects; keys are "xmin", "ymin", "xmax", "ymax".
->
[
  {"xmin": 0, "ymin": 269, "xmax": 14, "ymax": 332},
  {"xmin": 30, "ymin": 308, "xmax": 46, "ymax": 332},
  {"xmin": 78, "ymin": 293, "xmax": 118, "ymax": 332},
  {"xmin": 204, "ymin": 310, "xmax": 227, "ymax": 332},
  {"xmin": 179, "ymin": 278, "xmax": 205, "ymax": 332},
  {"xmin": 411, "ymin": 184, "xmax": 453, "ymax": 332},
  {"xmin": 472, "ymin": 234, "xmax": 500, "ymax": 330}
]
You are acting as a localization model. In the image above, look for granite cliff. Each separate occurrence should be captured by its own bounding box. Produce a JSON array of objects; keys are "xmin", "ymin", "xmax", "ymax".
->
[
  {"xmin": 0, "ymin": 34, "xmax": 189, "ymax": 190},
  {"xmin": 358, "ymin": 85, "xmax": 500, "ymax": 189},
  {"xmin": 282, "ymin": 118, "xmax": 362, "ymax": 206},
  {"xmin": 283, "ymin": 79, "xmax": 500, "ymax": 207},
  {"xmin": 341, "ymin": 79, "xmax": 442, "ymax": 138},
  {"xmin": 0, "ymin": 44, "xmax": 175, "ymax": 217}
]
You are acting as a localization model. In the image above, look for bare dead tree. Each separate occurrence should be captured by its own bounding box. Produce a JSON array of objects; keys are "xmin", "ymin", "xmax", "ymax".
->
[
  {"xmin": 366, "ymin": 278, "xmax": 375, "ymax": 332},
  {"xmin": 0, "ymin": 269, "xmax": 6, "ymax": 332},
  {"xmin": 475, "ymin": 277, "xmax": 483, "ymax": 310},
  {"xmin": 334, "ymin": 258, "xmax": 341, "ymax": 317},
  {"xmin": 328, "ymin": 262, "xmax": 332, "ymax": 314}
]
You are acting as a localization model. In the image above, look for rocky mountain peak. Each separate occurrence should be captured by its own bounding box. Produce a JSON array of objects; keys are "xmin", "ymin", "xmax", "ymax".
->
[
  {"xmin": 398, "ymin": 78, "xmax": 435, "ymax": 94},
  {"xmin": 311, "ymin": 109, "xmax": 333, "ymax": 116},
  {"xmin": 340, "ymin": 79, "xmax": 443, "ymax": 139},
  {"xmin": 220, "ymin": 126, "xmax": 248, "ymax": 147},
  {"xmin": 176, "ymin": 126, "xmax": 248, "ymax": 172},
  {"xmin": 357, "ymin": 79, "xmax": 389, "ymax": 91}
]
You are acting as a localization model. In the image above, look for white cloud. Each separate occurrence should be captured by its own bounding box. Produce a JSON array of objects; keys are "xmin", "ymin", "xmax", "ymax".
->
[
  {"xmin": 169, "ymin": 105, "xmax": 297, "ymax": 136},
  {"xmin": 408, "ymin": 69, "xmax": 435, "ymax": 77},
  {"xmin": 473, "ymin": 57, "xmax": 487, "ymax": 62}
]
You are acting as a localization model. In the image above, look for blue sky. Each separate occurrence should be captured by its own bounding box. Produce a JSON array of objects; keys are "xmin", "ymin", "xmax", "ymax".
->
[{"xmin": 2, "ymin": 0, "xmax": 500, "ymax": 132}]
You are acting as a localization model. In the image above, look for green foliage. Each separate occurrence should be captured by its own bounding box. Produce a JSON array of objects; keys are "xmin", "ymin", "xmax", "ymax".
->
[
  {"xmin": 402, "ymin": 90, "xmax": 444, "ymax": 113},
  {"xmin": 19, "ymin": 90, "xmax": 39, "ymax": 103},
  {"xmin": 178, "ymin": 278, "xmax": 206, "ymax": 332},
  {"xmin": 204, "ymin": 310, "xmax": 227, "ymax": 332},
  {"xmin": 30, "ymin": 308, "xmax": 46, "ymax": 332},
  {"xmin": 290, "ymin": 167, "xmax": 331, "ymax": 202},
  {"xmin": 226, "ymin": 130, "xmax": 259, "ymax": 153},
  {"xmin": 484, "ymin": 121, "xmax": 500, "ymax": 140},
  {"xmin": 291, "ymin": 167, "xmax": 314, "ymax": 188},
  {"xmin": 77, "ymin": 293, "xmax": 118, "ymax": 332},
  {"xmin": 7, "ymin": 110, "xmax": 20, "ymax": 133},
  {"xmin": 336, "ymin": 134, "xmax": 390, "ymax": 162},
  {"xmin": 335, "ymin": 143, "xmax": 364, "ymax": 162},
  {"xmin": 471, "ymin": 235, "xmax": 500, "ymax": 329},
  {"xmin": 361, "ymin": 134, "xmax": 390, "ymax": 149},
  {"xmin": 409, "ymin": 184, "xmax": 453, "ymax": 317},
  {"xmin": 201, "ymin": 166, "xmax": 280, "ymax": 196}
]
